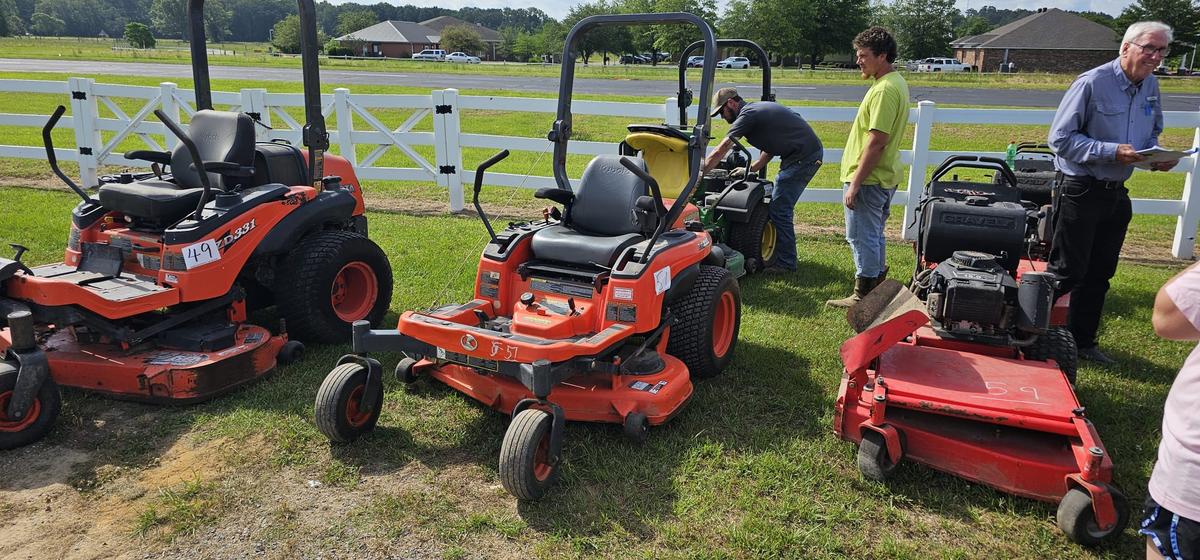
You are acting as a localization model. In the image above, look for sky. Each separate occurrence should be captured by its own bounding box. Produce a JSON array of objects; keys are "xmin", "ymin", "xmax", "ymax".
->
[{"xmin": 326, "ymin": 0, "xmax": 1133, "ymax": 22}]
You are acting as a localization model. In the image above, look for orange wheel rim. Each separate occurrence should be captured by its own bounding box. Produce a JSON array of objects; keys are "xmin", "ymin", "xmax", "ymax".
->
[
  {"xmin": 712, "ymin": 290, "xmax": 736, "ymax": 357},
  {"xmin": 331, "ymin": 262, "xmax": 378, "ymax": 322},
  {"xmin": 533, "ymin": 429, "xmax": 553, "ymax": 481},
  {"xmin": 0, "ymin": 391, "xmax": 40, "ymax": 433},
  {"xmin": 344, "ymin": 385, "xmax": 372, "ymax": 427}
]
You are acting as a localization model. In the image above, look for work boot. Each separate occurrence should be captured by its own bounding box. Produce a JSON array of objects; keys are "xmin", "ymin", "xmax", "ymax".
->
[
  {"xmin": 826, "ymin": 276, "xmax": 876, "ymax": 308},
  {"xmin": 1077, "ymin": 346, "xmax": 1117, "ymax": 366}
]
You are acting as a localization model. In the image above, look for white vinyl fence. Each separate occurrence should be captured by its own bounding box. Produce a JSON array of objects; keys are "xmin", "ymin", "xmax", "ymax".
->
[{"xmin": 1, "ymin": 77, "xmax": 1198, "ymax": 257}]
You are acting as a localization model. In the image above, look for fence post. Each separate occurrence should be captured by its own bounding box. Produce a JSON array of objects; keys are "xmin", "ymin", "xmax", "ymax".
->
[
  {"xmin": 241, "ymin": 88, "xmax": 270, "ymax": 141},
  {"xmin": 67, "ymin": 77, "xmax": 100, "ymax": 187},
  {"xmin": 1171, "ymin": 113, "xmax": 1200, "ymax": 259},
  {"xmin": 433, "ymin": 88, "xmax": 465, "ymax": 212},
  {"xmin": 902, "ymin": 100, "xmax": 936, "ymax": 241},
  {"xmin": 159, "ymin": 82, "xmax": 180, "ymax": 151},
  {"xmin": 333, "ymin": 88, "xmax": 356, "ymax": 167},
  {"xmin": 664, "ymin": 97, "xmax": 679, "ymax": 126}
]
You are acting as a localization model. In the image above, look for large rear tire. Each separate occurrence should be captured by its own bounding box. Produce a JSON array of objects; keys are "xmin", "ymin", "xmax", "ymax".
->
[
  {"xmin": 1023, "ymin": 327, "xmax": 1078, "ymax": 385},
  {"xmin": 314, "ymin": 363, "xmax": 382, "ymax": 443},
  {"xmin": 499, "ymin": 409, "xmax": 559, "ymax": 500},
  {"xmin": 275, "ymin": 230, "xmax": 393, "ymax": 344},
  {"xmin": 0, "ymin": 364, "xmax": 61, "ymax": 450},
  {"xmin": 728, "ymin": 203, "xmax": 778, "ymax": 273},
  {"xmin": 667, "ymin": 265, "xmax": 741, "ymax": 379}
]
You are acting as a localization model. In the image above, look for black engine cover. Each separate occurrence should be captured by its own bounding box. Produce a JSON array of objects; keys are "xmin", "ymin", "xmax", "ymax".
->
[
  {"xmin": 921, "ymin": 200, "xmax": 1027, "ymax": 271},
  {"xmin": 929, "ymin": 251, "xmax": 1016, "ymax": 330}
]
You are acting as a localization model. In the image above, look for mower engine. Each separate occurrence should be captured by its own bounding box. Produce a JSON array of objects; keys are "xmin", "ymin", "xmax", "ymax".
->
[{"xmin": 923, "ymin": 251, "xmax": 1053, "ymax": 343}]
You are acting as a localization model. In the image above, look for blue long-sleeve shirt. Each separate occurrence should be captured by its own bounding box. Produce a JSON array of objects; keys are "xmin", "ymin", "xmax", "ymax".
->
[{"xmin": 1048, "ymin": 58, "xmax": 1163, "ymax": 182}]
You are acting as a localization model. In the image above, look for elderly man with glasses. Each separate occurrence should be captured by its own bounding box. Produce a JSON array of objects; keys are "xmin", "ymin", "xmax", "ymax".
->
[{"xmin": 1046, "ymin": 20, "xmax": 1180, "ymax": 367}]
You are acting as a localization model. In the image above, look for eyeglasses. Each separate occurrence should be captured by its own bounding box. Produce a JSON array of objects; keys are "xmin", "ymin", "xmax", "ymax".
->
[{"xmin": 1130, "ymin": 41, "xmax": 1168, "ymax": 57}]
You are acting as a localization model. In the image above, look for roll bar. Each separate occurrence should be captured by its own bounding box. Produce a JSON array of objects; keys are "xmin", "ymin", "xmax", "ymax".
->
[
  {"xmin": 188, "ymin": 0, "xmax": 328, "ymax": 187},
  {"xmin": 550, "ymin": 13, "xmax": 717, "ymax": 240},
  {"xmin": 677, "ymin": 39, "xmax": 773, "ymax": 127}
]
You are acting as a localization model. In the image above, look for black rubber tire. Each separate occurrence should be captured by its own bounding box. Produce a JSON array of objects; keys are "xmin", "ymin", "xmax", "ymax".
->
[
  {"xmin": 275, "ymin": 230, "xmax": 393, "ymax": 344},
  {"xmin": 395, "ymin": 357, "xmax": 419, "ymax": 384},
  {"xmin": 667, "ymin": 265, "xmax": 741, "ymax": 379},
  {"xmin": 623, "ymin": 411, "xmax": 648, "ymax": 443},
  {"xmin": 857, "ymin": 430, "xmax": 899, "ymax": 482},
  {"xmin": 0, "ymin": 365, "xmax": 62, "ymax": 450},
  {"xmin": 1056, "ymin": 486, "xmax": 1129, "ymax": 547},
  {"xmin": 727, "ymin": 202, "xmax": 778, "ymax": 273},
  {"xmin": 276, "ymin": 340, "xmax": 305, "ymax": 366},
  {"xmin": 499, "ymin": 408, "xmax": 559, "ymax": 500},
  {"xmin": 313, "ymin": 363, "xmax": 382, "ymax": 443},
  {"xmin": 1024, "ymin": 327, "xmax": 1078, "ymax": 385}
]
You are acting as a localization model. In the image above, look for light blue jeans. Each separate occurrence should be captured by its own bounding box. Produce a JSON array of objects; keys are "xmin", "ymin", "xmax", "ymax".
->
[
  {"xmin": 768, "ymin": 157, "xmax": 823, "ymax": 270},
  {"xmin": 843, "ymin": 183, "xmax": 896, "ymax": 278}
]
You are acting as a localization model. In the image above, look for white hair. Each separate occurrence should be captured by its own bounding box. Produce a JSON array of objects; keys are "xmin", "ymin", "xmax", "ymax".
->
[{"xmin": 1123, "ymin": 21, "xmax": 1173, "ymax": 45}]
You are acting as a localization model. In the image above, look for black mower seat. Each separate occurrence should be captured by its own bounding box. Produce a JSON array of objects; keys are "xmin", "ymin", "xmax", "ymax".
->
[
  {"xmin": 98, "ymin": 181, "xmax": 208, "ymax": 221},
  {"xmin": 530, "ymin": 155, "xmax": 650, "ymax": 268}
]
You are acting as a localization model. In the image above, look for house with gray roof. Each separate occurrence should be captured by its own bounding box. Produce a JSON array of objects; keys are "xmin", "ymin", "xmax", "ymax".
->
[
  {"xmin": 335, "ymin": 20, "xmax": 441, "ymax": 59},
  {"xmin": 420, "ymin": 15, "xmax": 502, "ymax": 60},
  {"xmin": 951, "ymin": 8, "xmax": 1120, "ymax": 73}
]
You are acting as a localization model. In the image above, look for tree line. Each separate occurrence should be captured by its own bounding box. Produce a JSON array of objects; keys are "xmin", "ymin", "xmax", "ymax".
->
[{"xmin": 0, "ymin": 0, "xmax": 1195, "ymax": 68}]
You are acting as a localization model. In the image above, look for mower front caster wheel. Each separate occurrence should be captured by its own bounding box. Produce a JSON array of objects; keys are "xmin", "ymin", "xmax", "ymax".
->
[
  {"xmin": 623, "ymin": 412, "xmax": 648, "ymax": 443},
  {"xmin": 395, "ymin": 357, "xmax": 419, "ymax": 384},
  {"xmin": 1056, "ymin": 486, "xmax": 1129, "ymax": 547},
  {"xmin": 499, "ymin": 409, "xmax": 559, "ymax": 500},
  {"xmin": 314, "ymin": 363, "xmax": 382, "ymax": 443},
  {"xmin": 857, "ymin": 430, "xmax": 899, "ymax": 481},
  {"xmin": 277, "ymin": 340, "xmax": 305, "ymax": 366},
  {"xmin": 0, "ymin": 366, "xmax": 62, "ymax": 450}
]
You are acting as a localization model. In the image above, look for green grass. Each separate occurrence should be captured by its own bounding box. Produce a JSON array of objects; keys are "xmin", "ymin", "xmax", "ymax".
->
[
  {"xmin": 0, "ymin": 185, "xmax": 1191, "ymax": 558},
  {"xmin": 3, "ymin": 36, "xmax": 1197, "ymax": 93}
]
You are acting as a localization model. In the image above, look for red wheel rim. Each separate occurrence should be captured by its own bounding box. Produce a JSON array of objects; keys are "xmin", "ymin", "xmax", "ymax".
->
[
  {"xmin": 0, "ymin": 390, "xmax": 40, "ymax": 433},
  {"xmin": 533, "ymin": 428, "xmax": 553, "ymax": 481},
  {"xmin": 344, "ymin": 384, "xmax": 373, "ymax": 428},
  {"xmin": 712, "ymin": 290, "xmax": 736, "ymax": 358},
  {"xmin": 331, "ymin": 261, "xmax": 378, "ymax": 322}
]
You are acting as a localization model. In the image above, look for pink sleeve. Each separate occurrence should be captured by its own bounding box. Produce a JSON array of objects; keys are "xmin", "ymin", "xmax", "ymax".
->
[{"xmin": 1166, "ymin": 267, "xmax": 1200, "ymax": 331}]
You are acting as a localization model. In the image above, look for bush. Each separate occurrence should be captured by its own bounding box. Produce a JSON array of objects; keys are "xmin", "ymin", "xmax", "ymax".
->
[{"xmin": 327, "ymin": 46, "xmax": 354, "ymax": 57}]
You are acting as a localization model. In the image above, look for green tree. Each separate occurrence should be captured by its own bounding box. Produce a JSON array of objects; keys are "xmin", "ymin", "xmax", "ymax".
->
[
  {"xmin": 29, "ymin": 11, "xmax": 63, "ymax": 35},
  {"xmin": 1115, "ymin": 0, "xmax": 1200, "ymax": 57},
  {"xmin": 440, "ymin": 24, "xmax": 485, "ymax": 55},
  {"xmin": 6, "ymin": 14, "xmax": 24, "ymax": 35},
  {"xmin": 797, "ymin": 0, "xmax": 869, "ymax": 68},
  {"xmin": 149, "ymin": 0, "xmax": 184, "ymax": 38},
  {"xmin": 648, "ymin": 0, "xmax": 717, "ymax": 63},
  {"xmin": 562, "ymin": 1, "xmax": 630, "ymax": 64},
  {"xmin": 956, "ymin": 15, "xmax": 991, "ymax": 38},
  {"xmin": 335, "ymin": 9, "xmax": 376, "ymax": 37},
  {"xmin": 874, "ymin": 0, "xmax": 960, "ymax": 59},
  {"xmin": 271, "ymin": 13, "xmax": 325, "ymax": 54},
  {"xmin": 124, "ymin": 21, "xmax": 155, "ymax": 48}
]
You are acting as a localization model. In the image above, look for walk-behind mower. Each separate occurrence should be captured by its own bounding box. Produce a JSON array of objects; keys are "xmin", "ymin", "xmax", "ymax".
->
[
  {"xmin": 0, "ymin": 0, "xmax": 391, "ymax": 450},
  {"xmin": 834, "ymin": 156, "xmax": 1127, "ymax": 546},
  {"xmin": 617, "ymin": 39, "xmax": 780, "ymax": 274},
  {"xmin": 314, "ymin": 13, "xmax": 740, "ymax": 500}
]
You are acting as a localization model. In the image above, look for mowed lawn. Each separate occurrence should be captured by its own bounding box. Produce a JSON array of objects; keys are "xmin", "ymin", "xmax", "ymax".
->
[{"xmin": 0, "ymin": 183, "xmax": 1191, "ymax": 559}]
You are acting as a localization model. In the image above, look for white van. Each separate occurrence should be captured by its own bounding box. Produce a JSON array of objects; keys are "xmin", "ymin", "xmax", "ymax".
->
[{"xmin": 412, "ymin": 49, "xmax": 446, "ymax": 61}]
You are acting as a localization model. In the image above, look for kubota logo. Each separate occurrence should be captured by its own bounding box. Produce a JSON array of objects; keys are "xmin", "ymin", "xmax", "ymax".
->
[{"xmin": 460, "ymin": 334, "xmax": 478, "ymax": 351}]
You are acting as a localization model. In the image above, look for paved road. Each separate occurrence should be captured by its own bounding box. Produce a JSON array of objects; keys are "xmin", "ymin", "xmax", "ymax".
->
[{"xmin": 3, "ymin": 58, "xmax": 1199, "ymax": 110}]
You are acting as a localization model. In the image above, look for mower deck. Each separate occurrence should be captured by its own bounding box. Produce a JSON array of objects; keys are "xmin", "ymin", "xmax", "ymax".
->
[{"xmin": 0, "ymin": 324, "xmax": 285, "ymax": 403}]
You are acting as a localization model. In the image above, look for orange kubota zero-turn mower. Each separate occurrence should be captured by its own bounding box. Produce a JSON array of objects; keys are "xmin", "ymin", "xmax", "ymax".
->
[
  {"xmin": 0, "ymin": 0, "xmax": 392, "ymax": 450},
  {"xmin": 314, "ymin": 13, "xmax": 741, "ymax": 500}
]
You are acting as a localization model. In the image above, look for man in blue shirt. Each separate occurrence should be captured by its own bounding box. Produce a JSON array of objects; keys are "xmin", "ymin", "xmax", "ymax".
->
[{"xmin": 1047, "ymin": 21, "xmax": 1179, "ymax": 365}]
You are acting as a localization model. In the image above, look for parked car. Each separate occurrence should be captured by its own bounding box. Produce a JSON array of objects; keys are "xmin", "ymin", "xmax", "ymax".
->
[
  {"xmin": 686, "ymin": 55, "xmax": 704, "ymax": 68},
  {"xmin": 905, "ymin": 58, "xmax": 934, "ymax": 71},
  {"xmin": 412, "ymin": 49, "xmax": 446, "ymax": 61},
  {"xmin": 1154, "ymin": 63, "xmax": 1170, "ymax": 75},
  {"xmin": 446, "ymin": 52, "xmax": 481, "ymax": 64},
  {"xmin": 917, "ymin": 58, "xmax": 970, "ymax": 72},
  {"xmin": 619, "ymin": 53, "xmax": 647, "ymax": 64},
  {"xmin": 717, "ymin": 56, "xmax": 750, "ymax": 69}
]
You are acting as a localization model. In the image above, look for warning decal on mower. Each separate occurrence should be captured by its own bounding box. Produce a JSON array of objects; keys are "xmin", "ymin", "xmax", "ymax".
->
[
  {"xmin": 629, "ymin": 380, "xmax": 668, "ymax": 394},
  {"xmin": 182, "ymin": 239, "xmax": 221, "ymax": 269},
  {"xmin": 653, "ymin": 266, "xmax": 671, "ymax": 295},
  {"xmin": 144, "ymin": 352, "xmax": 207, "ymax": 366}
]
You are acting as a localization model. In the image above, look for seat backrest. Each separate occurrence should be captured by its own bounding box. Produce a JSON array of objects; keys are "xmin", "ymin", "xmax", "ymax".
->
[
  {"xmin": 624, "ymin": 131, "xmax": 689, "ymax": 199},
  {"xmin": 170, "ymin": 110, "xmax": 256, "ymax": 191},
  {"xmin": 571, "ymin": 155, "xmax": 648, "ymax": 236}
]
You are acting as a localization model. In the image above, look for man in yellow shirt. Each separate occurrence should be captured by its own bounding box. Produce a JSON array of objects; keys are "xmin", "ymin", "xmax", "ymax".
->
[{"xmin": 827, "ymin": 26, "xmax": 911, "ymax": 308}]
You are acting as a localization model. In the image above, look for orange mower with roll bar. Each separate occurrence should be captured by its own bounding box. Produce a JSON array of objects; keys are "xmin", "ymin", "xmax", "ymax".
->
[
  {"xmin": 313, "ymin": 12, "xmax": 741, "ymax": 500},
  {"xmin": 0, "ymin": 0, "xmax": 392, "ymax": 450}
]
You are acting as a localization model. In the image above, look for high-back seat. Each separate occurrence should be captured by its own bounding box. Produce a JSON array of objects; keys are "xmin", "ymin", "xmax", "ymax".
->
[
  {"xmin": 99, "ymin": 110, "xmax": 256, "ymax": 223},
  {"xmin": 621, "ymin": 124, "xmax": 690, "ymax": 199},
  {"xmin": 529, "ymin": 155, "xmax": 651, "ymax": 268}
]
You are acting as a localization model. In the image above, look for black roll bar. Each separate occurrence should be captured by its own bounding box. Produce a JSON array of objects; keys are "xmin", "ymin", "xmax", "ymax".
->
[{"xmin": 677, "ymin": 39, "xmax": 772, "ymax": 127}]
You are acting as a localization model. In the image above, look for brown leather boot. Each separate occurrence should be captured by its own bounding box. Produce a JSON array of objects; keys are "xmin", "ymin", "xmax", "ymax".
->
[{"xmin": 826, "ymin": 276, "xmax": 875, "ymax": 308}]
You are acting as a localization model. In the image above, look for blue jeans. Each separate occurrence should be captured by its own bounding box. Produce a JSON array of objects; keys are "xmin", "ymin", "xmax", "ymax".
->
[
  {"xmin": 767, "ymin": 157, "xmax": 822, "ymax": 270},
  {"xmin": 843, "ymin": 183, "xmax": 896, "ymax": 278}
]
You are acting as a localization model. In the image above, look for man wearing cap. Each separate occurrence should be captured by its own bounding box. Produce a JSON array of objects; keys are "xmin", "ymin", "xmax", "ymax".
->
[
  {"xmin": 702, "ymin": 86, "xmax": 824, "ymax": 273},
  {"xmin": 826, "ymin": 26, "xmax": 909, "ymax": 308}
]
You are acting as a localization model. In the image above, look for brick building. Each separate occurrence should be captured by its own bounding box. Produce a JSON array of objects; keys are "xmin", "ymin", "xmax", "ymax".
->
[
  {"xmin": 335, "ymin": 20, "xmax": 441, "ymax": 59},
  {"xmin": 420, "ymin": 16, "xmax": 502, "ymax": 61},
  {"xmin": 951, "ymin": 8, "xmax": 1120, "ymax": 73}
]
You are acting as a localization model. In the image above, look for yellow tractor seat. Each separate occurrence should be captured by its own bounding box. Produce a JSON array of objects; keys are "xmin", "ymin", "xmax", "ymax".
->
[{"xmin": 623, "ymin": 131, "xmax": 690, "ymax": 199}]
